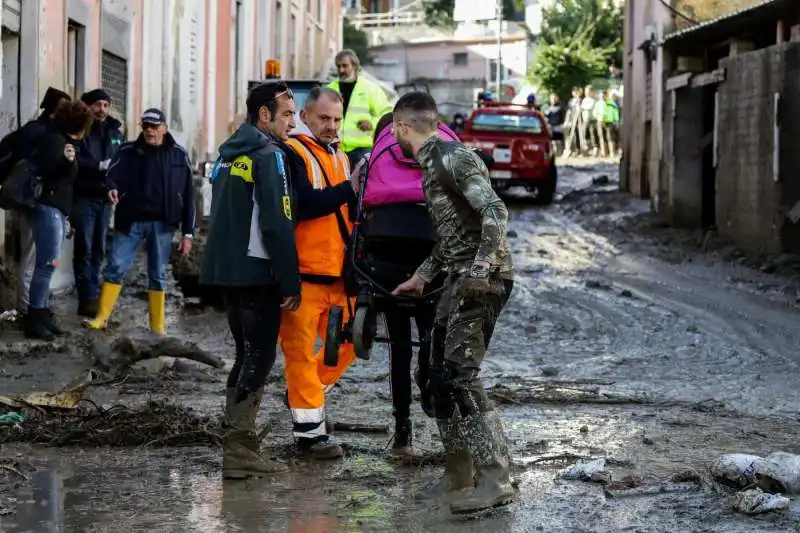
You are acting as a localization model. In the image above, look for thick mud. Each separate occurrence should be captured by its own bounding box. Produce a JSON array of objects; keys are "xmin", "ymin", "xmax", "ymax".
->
[{"xmin": 3, "ymin": 160, "xmax": 800, "ymax": 532}]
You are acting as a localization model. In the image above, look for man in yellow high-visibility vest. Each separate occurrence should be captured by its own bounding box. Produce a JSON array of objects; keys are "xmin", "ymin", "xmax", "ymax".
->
[{"xmin": 327, "ymin": 49, "xmax": 391, "ymax": 167}]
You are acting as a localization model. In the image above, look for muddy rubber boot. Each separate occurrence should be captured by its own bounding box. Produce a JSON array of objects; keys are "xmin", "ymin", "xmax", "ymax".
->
[
  {"xmin": 44, "ymin": 309, "xmax": 65, "ymax": 337},
  {"xmin": 147, "ymin": 290, "xmax": 166, "ymax": 336},
  {"xmin": 297, "ymin": 435, "xmax": 345, "ymax": 459},
  {"xmin": 417, "ymin": 416, "xmax": 474, "ymax": 504},
  {"xmin": 391, "ymin": 419, "xmax": 413, "ymax": 457},
  {"xmin": 449, "ymin": 411, "xmax": 515, "ymax": 515},
  {"xmin": 24, "ymin": 308, "xmax": 55, "ymax": 341},
  {"xmin": 86, "ymin": 282, "xmax": 122, "ymax": 330},
  {"xmin": 77, "ymin": 298, "xmax": 99, "ymax": 318},
  {"xmin": 223, "ymin": 389, "xmax": 288, "ymax": 479}
]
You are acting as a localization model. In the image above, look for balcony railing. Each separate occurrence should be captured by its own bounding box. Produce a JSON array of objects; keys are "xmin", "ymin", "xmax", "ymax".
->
[{"xmin": 350, "ymin": 10, "xmax": 425, "ymax": 28}]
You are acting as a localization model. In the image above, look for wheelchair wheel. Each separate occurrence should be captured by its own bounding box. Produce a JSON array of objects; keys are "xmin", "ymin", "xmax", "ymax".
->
[
  {"xmin": 352, "ymin": 306, "xmax": 374, "ymax": 361},
  {"xmin": 324, "ymin": 305, "xmax": 344, "ymax": 367}
]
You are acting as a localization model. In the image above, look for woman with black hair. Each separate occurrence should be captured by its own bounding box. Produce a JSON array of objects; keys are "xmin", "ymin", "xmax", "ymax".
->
[{"xmin": 25, "ymin": 100, "xmax": 93, "ymax": 340}]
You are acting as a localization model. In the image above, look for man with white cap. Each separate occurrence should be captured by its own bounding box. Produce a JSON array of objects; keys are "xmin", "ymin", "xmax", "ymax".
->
[{"xmin": 87, "ymin": 108, "xmax": 195, "ymax": 334}]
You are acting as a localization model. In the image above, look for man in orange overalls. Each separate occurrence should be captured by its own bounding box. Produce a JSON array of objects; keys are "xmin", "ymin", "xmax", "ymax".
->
[{"xmin": 280, "ymin": 86, "xmax": 359, "ymax": 459}]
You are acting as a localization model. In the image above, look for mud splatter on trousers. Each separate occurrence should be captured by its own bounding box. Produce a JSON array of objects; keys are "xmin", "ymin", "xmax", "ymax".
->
[
  {"xmin": 429, "ymin": 274, "xmax": 514, "ymax": 420},
  {"xmin": 223, "ymin": 285, "xmax": 283, "ymax": 402}
]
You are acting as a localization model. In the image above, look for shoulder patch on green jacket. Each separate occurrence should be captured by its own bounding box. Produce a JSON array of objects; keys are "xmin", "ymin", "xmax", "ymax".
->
[{"xmin": 231, "ymin": 155, "xmax": 254, "ymax": 183}]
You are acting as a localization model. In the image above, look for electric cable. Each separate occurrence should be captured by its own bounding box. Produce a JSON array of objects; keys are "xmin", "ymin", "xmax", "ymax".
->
[{"xmin": 657, "ymin": 0, "xmax": 699, "ymax": 25}]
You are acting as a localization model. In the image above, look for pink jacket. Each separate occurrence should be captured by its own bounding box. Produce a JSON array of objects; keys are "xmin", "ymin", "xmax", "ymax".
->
[{"xmin": 362, "ymin": 124, "xmax": 460, "ymax": 207}]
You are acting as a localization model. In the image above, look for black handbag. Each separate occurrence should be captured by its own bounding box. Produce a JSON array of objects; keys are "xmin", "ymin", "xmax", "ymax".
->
[
  {"xmin": 0, "ymin": 159, "xmax": 42, "ymax": 211},
  {"xmin": 296, "ymin": 140, "xmax": 359, "ymax": 296}
]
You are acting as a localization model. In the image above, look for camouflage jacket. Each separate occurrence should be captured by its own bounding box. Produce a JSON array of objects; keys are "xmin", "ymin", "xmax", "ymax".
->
[{"xmin": 415, "ymin": 136, "xmax": 513, "ymax": 282}]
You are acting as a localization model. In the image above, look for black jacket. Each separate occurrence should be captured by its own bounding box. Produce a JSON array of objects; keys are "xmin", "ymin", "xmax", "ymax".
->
[
  {"xmin": 76, "ymin": 117, "xmax": 124, "ymax": 199},
  {"xmin": 29, "ymin": 127, "xmax": 78, "ymax": 216},
  {"xmin": 199, "ymin": 123, "xmax": 300, "ymax": 297},
  {"xmin": 105, "ymin": 132, "xmax": 195, "ymax": 235}
]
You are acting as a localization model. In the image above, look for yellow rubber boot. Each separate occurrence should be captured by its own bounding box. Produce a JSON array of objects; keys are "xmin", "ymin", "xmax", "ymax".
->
[
  {"xmin": 86, "ymin": 282, "xmax": 122, "ymax": 330},
  {"xmin": 148, "ymin": 290, "xmax": 166, "ymax": 336}
]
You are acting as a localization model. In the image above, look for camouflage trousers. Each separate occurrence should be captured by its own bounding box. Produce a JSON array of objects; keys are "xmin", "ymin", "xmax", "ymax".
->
[{"xmin": 428, "ymin": 274, "xmax": 514, "ymax": 419}]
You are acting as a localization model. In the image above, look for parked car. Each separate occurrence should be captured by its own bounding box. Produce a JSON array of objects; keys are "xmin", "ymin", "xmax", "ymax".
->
[{"xmin": 461, "ymin": 102, "xmax": 557, "ymax": 204}]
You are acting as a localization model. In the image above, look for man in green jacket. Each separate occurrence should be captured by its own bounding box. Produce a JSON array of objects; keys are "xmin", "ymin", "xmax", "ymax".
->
[
  {"xmin": 327, "ymin": 49, "xmax": 391, "ymax": 167},
  {"xmin": 200, "ymin": 81, "xmax": 301, "ymax": 479}
]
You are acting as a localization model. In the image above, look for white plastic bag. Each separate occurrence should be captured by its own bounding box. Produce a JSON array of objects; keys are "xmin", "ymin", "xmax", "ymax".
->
[
  {"xmin": 755, "ymin": 452, "xmax": 800, "ymax": 494},
  {"xmin": 710, "ymin": 453, "xmax": 761, "ymax": 488},
  {"xmin": 731, "ymin": 488, "xmax": 789, "ymax": 515},
  {"xmin": 560, "ymin": 458, "xmax": 610, "ymax": 483}
]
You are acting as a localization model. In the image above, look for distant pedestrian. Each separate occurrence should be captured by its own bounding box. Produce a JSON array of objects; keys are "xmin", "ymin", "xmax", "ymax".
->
[
  {"xmin": 73, "ymin": 88, "xmax": 124, "ymax": 318},
  {"xmin": 86, "ymin": 108, "xmax": 195, "ymax": 334},
  {"xmin": 24, "ymin": 100, "xmax": 93, "ymax": 340}
]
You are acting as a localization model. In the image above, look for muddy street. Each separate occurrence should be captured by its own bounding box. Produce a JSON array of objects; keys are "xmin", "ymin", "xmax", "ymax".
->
[{"xmin": 3, "ymin": 160, "xmax": 800, "ymax": 532}]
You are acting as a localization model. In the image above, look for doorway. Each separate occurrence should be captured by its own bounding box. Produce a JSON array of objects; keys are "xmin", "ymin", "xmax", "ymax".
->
[{"xmin": 700, "ymin": 85, "xmax": 716, "ymax": 229}]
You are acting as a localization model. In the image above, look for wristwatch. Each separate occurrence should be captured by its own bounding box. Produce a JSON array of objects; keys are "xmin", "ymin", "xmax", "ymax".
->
[{"xmin": 182, "ymin": 234, "xmax": 193, "ymax": 240}]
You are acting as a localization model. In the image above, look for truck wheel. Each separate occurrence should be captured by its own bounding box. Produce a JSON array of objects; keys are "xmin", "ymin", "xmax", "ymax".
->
[
  {"xmin": 534, "ymin": 164, "xmax": 557, "ymax": 205},
  {"xmin": 352, "ymin": 306, "xmax": 374, "ymax": 361},
  {"xmin": 324, "ymin": 306, "xmax": 344, "ymax": 367}
]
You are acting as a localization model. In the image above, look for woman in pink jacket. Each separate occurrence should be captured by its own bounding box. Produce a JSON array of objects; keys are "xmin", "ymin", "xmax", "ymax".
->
[{"xmin": 350, "ymin": 113, "xmax": 460, "ymax": 458}]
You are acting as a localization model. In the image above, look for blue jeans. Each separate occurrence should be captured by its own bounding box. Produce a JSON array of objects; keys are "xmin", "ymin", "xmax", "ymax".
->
[
  {"xmin": 28, "ymin": 205, "xmax": 66, "ymax": 310},
  {"xmin": 102, "ymin": 221, "xmax": 174, "ymax": 291},
  {"xmin": 72, "ymin": 197, "xmax": 112, "ymax": 300}
]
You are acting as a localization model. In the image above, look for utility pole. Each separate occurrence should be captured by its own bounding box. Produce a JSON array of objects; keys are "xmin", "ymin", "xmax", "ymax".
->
[{"xmin": 495, "ymin": 0, "xmax": 502, "ymax": 96}]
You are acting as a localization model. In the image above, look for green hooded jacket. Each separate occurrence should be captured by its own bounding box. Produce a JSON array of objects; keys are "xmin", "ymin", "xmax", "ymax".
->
[{"xmin": 199, "ymin": 123, "xmax": 300, "ymax": 297}]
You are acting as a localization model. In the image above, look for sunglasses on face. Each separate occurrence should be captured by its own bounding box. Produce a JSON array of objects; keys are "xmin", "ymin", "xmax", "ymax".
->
[{"xmin": 141, "ymin": 122, "xmax": 161, "ymax": 130}]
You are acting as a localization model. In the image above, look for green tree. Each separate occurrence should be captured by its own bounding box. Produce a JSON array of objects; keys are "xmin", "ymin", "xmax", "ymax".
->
[
  {"xmin": 529, "ymin": 35, "xmax": 610, "ymax": 102},
  {"xmin": 538, "ymin": 0, "xmax": 623, "ymax": 65},
  {"xmin": 528, "ymin": 0, "xmax": 622, "ymax": 99},
  {"xmin": 423, "ymin": 0, "xmax": 525, "ymax": 28},
  {"xmin": 342, "ymin": 17, "xmax": 372, "ymax": 63}
]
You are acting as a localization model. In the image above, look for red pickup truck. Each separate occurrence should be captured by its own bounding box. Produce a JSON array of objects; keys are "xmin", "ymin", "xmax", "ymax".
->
[{"xmin": 461, "ymin": 103, "xmax": 558, "ymax": 204}]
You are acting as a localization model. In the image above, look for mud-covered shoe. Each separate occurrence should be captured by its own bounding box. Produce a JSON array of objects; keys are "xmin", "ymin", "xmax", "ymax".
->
[
  {"xmin": 223, "ymin": 431, "xmax": 288, "ymax": 479},
  {"xmin": 416, "ymin": 416, "xmax": 474, "ymax": 504},
  {"xmin": 391, "ymin": 419, "xmax": 413, "ymax": 457},
  {"xmin": 44, "ymin": 309, "xmax": 65, "ymax": 337},
  {"xmin": 297, "ymin": 435, "xmax": 344, "ymax": 459},
  {"xmin": 223, "ymin": 389, "xmax": 288, "ymax": 479},
  {"xmin": 449, "ymin": 411, "xmax": 515, "ymax": 514},
  {"xmin": 77, "ymin": 299, "xmax": 99, "ymax": 318},
  {"xmin": 24, "ymin": 308, "xmax": 55, "ymax": 341}
]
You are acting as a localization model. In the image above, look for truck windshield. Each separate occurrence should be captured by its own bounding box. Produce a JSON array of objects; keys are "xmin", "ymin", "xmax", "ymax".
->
[
  {"xmin": 292, "ymin": 87, "xmax": 312, "ymax": 109},
  {"xmin": 470, "ymin": 113, "xmax": 543, "ymax": 134}
]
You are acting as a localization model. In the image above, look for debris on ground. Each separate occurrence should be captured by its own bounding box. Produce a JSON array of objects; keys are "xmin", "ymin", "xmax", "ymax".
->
[
  {"xmin": 0, "ymin": 413, "xmax": 24, "ymax": 424},
  {"xmin": 731, "ymin": 488, "xmax": 790, "ymax": 515},
  {"xmin": 91, "ymin": 334, "xmax": 224, "ymax": 373},
  {"xmin": 559, "ymin": 458, "xmax": 611, "ymax": 484},
  {"xmin": 754, "ymin": 451, "xmax": 800, "ymax": 494},
  {"xmin": 0, "ymin": 371, "xmax": 92, "ymax": 410},
  {"xmin": 0, "ymin": 459, "xmax": 28, "ymax": 517},
  {"xmin": 710, "ymin": 453, "xmax": 760, "ymax": 489},
  {"xmin": 0, "ymin": 400, "xmax": 222, "ymax": 447},
  {"xmin": 488, "ymin": 382, "xmax": 646, "ymax": 406}
]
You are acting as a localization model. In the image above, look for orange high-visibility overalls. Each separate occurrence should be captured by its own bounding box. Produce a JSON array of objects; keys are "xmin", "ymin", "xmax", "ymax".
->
[{"xmin": 280, "ymin": 133, "xmax": 356, "ymax": 439}]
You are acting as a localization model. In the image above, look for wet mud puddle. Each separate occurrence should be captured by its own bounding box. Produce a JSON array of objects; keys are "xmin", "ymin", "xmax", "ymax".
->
[{"xmin": 4, "ymin": 164, "xmax": 800, "ymax": 532}]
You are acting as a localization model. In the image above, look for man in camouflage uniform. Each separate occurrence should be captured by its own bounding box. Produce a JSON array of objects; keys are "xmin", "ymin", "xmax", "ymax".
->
[{"xmin": 391, "ymin": 91, "xmax": 515, "ymax": 514}]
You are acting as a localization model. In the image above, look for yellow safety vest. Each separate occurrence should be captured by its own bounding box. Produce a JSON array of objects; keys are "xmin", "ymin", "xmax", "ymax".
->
[{"xmin": 328, "ymin": 77, "xmax": 391, "ymax": 153}]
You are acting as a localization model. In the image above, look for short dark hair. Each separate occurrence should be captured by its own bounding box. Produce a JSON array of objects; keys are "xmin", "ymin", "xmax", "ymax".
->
[
  {"xmin": 246, "ymin": 81, "xmax": 292, "ymax": 122},
  {"xmin": 52, "ymin": 100, "xmax": 93, "ymax": 137},
  {"xmin": 373, "ymin": 112, "xmax": 393, "ymax": 144},
  {"xmin": 392, "ymin": 91, "xmax": 438, "ymax": 134},
  {"xmin": 305, "ymin": 86, "xmax": 343, "ymax": 108}
]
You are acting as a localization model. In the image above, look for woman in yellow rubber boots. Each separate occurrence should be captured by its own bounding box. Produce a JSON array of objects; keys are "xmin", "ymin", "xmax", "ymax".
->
[{"xmin": 86, "ymin": 108, "xmax": 195, "ymax": 334}]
